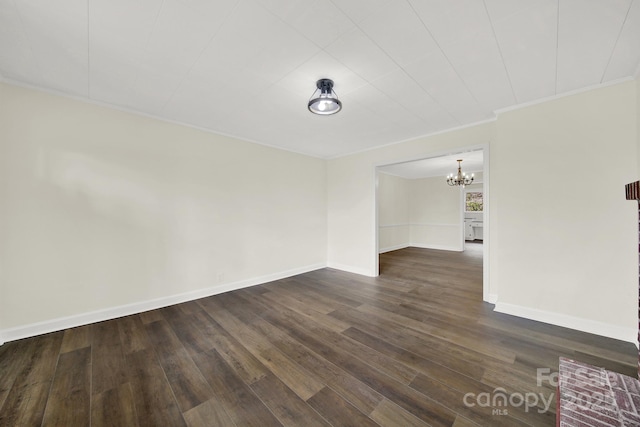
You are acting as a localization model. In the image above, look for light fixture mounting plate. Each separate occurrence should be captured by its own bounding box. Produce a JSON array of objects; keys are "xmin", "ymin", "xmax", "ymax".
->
[{"xmin": 316, "ymin": 78, "xmax": 334, "ymax": 91}]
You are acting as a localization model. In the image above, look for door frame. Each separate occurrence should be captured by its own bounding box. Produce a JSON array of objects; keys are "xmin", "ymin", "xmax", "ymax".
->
[{"xmin": 373, "ymin": 143, "xmax": 494, "ymax": 303}]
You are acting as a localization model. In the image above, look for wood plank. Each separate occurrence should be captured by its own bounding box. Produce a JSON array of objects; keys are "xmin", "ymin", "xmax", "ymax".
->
[
  {"xmin": 452, "ymin": 416, "xmax": 482, "ymax": 427},
  {"xmin": 183, "ymin": 398, "xmax": 237, "ymax": 427},
  {"xmin": 259, "ymin": 289, "xmax": 352, "ymax": 332},
  {"xmin": 59, "ymin": 325, "xmax": 91, "ymax": 353},
  {"xmin": 200, "ymin": 298, "xmax": 325, "ymax": 401},
  {"xmin": 409, "ymin": 373, "xmax": 540, "ymax": 427},
  {"xmin": 138, "ymin": 309, "xmax": 164, "ymax": 324},
  {"xmin": 249, "ymin": 317, "xmax": 384, "ymax": 415},
  {"xmin": 159, "ymin": 348, "xmax": 214, "ymax": 412},
  {"xmin": 126, "ymin": 348, "xmax": 186, "ymax": 427},
  {"xmin": 275, "ymin": 278, "xmax": 363, "ymax": 308},
  {"xmin": 306, "ymin": 387, "xmax": 379, "ymax": 427},
  {"xmin": 262, "ymin": 308, "xmax": 458, "ymax": 426},
  {"xmin": 144, "ymin": 318, "xmax": 185, "ymax": 361},
  {"xmin": 10, "ymin": 332, "xmax": 63, "ymax": 389},
  {"xmin": 163, "ymin": 305, "xmax": 217, "ymax": 357},
  {"xmin": 174, "ymin": 301, "xmax": 201, "ymax": 315},
  {"xmin": 341, "ymin": 326, "xmax": 503, "ymax": 402},
  {"xmin": 92, "ymin": 321, "xmax": 129, "ymax": 395},
  {"xmin": 257, "ymin": 298, "xmax": 418, "ymax": 385},
  {"xmin": 480, "ymin": 363, "xmax": 557, "ymax": 410},
  {"xmin": 0, "ymin": 382, "xmax": 51, "ymax": 426},
  {"xmin": 209, "ymin": 292, "xmax": 265, "ymax": 323},
  {"xmin": 92, "ymin": 384, "xmax": 139, "ymax": 427},
  {"xmin": 369, "ymin": 399, "xmax": 432, "ymax": 427},
  {"xmin": 249, "ymin": 373, "xmax": 331, "ymax": 427},
  {"xmin": 192, "ymin": 348, "xmax": 283, "ymax": 427},
  {"xmin": 0, "ymin": 339, "xmax": 34, "ymax": 411},
  {"xmin": 41, "ymin": 347, "xmax": 91, "ymax": 426},
  {"xmin": 262, "ymin": 285, "xmax": 344, "ymax": 314},
  {"xmin": 329, "ymin": 307, "xmax": 488, "ymax": 380},
  {"xmin": 188, "ymin": 308, "xmax": 268, "ymax": 384},
  {"xmin": 279, "ymin": 277, "xmax": 365, "ymax": 307},
  {"xmin": 0, "ymin": 333, "xmax": 63, "ymax": 426},
  {"xmin": 356, "ymin": 303, "xmax": 516, "ymax": 363},
  {"xmin": 117, "ymin": 315, "xmax": 152, "ymax": 355}
]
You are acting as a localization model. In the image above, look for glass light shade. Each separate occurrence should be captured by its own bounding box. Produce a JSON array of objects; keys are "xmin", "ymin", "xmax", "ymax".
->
[
  {"xmin": 308, "ymin": 79, "xmax": 342, "ymax": 115},
  {"xmin": 308, "ymin": 96, "xmax": 342, "ymax": 115}
]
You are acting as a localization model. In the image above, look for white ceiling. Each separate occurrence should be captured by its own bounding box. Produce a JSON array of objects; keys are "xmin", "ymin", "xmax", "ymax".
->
[
  {"xmin": 378, "ymin": 149, "xmax": 484, "ymax": 180},
  {"xmin": 1, "ymin": 0, "xmax": 639, "ymax": 159}
]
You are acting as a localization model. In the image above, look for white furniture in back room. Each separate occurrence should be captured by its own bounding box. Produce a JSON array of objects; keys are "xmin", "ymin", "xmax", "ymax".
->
[{"xmin": 464, "ymin": 219, "xmax": 483, "ymax": 241}]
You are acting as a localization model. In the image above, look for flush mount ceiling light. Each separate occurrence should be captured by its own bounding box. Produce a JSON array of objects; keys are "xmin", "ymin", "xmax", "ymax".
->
[
  {"xmin": 308, "ymin": 78, "xmax": 342, "ymax": 115},
  {"xmin": 446, "ymin": 159, "xmax": 474, "ymax": 187}
]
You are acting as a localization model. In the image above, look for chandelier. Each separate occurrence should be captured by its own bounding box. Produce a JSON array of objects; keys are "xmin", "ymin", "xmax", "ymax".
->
[{"xmin": 446, "ymin": 159, "xmax": 474, "ymax": 187}]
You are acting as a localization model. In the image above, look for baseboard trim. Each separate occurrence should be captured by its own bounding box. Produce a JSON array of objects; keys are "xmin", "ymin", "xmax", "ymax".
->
[
  {"xmin": 494, "ymin": 302, "xmax": 638, "ymax": 345},
  {"xmin": 378, "ymin": 244, "xmax": 410, "ymax": 254},
  {"xmin": 327, "ymin": 262, "xmax": 376, "ymax": 277},
  {"xmin": 0, "ymin": 263, "xmax": 326, "ymax": 345},
  {"xmin": 410, "ymin": 243, "xmax": 463, "ymax": 252},
  {"xmin": 485, "ymin": 294, "xmax": 498, "ymax": 304}
]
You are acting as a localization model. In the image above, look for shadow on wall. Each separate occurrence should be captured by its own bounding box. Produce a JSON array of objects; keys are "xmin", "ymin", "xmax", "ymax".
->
[{"xmin": 33, "ymin": 149, "xmax": 232, "ymax": 297}]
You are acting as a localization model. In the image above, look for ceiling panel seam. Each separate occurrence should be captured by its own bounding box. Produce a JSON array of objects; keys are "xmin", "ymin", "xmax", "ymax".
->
[
  {"xmin": 600, "ymin": 0, "xmax": 635, "ymax": 84},
  {"xmin": 482, "ymin": 0, "xmax": 517, "ymax": 104},
  {"xmin": 404, "ymin": 0, "xmax": 483, "ymax": 117}
]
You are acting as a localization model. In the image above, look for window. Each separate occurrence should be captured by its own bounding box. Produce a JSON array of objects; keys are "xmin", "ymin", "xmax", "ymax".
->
[{"xmin": 465, "ymin": 191, "xmax": 483, "ymax": 212}]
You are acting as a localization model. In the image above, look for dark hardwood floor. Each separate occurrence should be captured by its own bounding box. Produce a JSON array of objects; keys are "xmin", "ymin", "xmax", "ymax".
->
[{"xmin": 1, "ymin": 245, "xmax": 636, "ymax": 426}]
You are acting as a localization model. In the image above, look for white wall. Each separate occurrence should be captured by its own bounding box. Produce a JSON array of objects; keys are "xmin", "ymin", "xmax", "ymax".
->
[
  {"xmin": 377, "ymin": 172, "xmax": 410, "ymax": 252},
  {"xmin": 409, "ymin": 176, "xmax": 462, "ymax": 251},
  {"xmin": 378, "ymin": 172, "xmax": 485, "ymax": 253},
  {"xmin": 0, "ymin": 83, "xmax": 327, "ymax": 340},
  {"xmin": 328, "ymin": 80, "xmax": 638, "ymax": 343},
  {"xmin": 490, "ymin": 81, "xmax": 638, "ymax": 341},
  {"xmin": 638, "ymin": 75, "xmax": 640, "ymax": 171}
]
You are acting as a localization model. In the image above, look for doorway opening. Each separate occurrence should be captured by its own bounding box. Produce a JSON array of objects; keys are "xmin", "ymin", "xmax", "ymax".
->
[
  {"xmin": 374, "ymin": 145, "xmax": 492, "ymax": 302},
  {"xmin": 463, "ymin": 179, "xmax": 484, "ymax": 250}
]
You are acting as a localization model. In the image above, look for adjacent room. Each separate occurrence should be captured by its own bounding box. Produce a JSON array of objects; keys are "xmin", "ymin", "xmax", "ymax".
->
[{"xmin": 1, "ymin": 1, "xmax": 640, "ymax": 426}]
